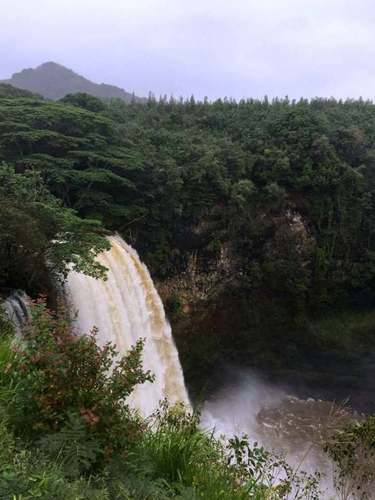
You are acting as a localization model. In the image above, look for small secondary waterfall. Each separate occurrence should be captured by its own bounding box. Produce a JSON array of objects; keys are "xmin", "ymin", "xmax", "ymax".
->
[
  {"xmin": 2, "ymin": 292, "xmax": 29, "ymax": 336},
  {"xmin": 65, "ymin": 235, "xmax": 190, "ymax": 416}
]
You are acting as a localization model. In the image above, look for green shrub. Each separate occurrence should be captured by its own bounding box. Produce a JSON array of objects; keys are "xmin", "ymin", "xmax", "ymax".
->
[
  {"xmin": 325, "ymin": 416, "xmax": 375, "ymax": 499},
  {"xmin": 0, "ymin": 416, "xmax": 108, "ymax": 499},
  {"xmin": 227, "ymin": 436, "xmax": 321, "ymax": 500},
  {"xmin": 133, "ymin": 402, "xmax": 248, "ymax": 499},
  {"xmin": 1, "ymin": 298, "xmax": 153, "ymax": 468}
]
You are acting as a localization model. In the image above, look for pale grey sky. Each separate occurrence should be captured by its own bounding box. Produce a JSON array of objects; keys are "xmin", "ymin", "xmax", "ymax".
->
[{"xmin": 1, "ymin": 0, "xmax": 375, "ymax": 100}]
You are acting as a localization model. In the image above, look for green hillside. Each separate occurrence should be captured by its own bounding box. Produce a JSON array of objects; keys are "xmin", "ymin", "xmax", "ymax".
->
[
  {"xmin": 0, "ymin": 83, "xmax": 41, "ymax": 98},
  {"xmin": 1, "ymin": 92, "xmax": 375, "ymax": 409}
]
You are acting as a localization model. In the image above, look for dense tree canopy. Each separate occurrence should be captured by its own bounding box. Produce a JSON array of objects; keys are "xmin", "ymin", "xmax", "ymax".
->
[
  {"xmin": 0, "ymin": 163, "xmax": 109, "ymax": 292},
  {"xmin": 1, "ymin": 88, "xmax": 375, "ymax": 398},
  {"xmin": 2, "ymin": 92, "xmax": 375, "ymax": 307}
]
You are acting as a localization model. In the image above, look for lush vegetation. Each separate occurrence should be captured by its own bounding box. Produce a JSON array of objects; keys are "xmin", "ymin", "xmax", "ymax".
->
[
  {"xmin": 1, "ymin": 86, "xmax": 375, "ymax": 401},
  {"xmin": 0, "ymin": 83, "xmax": 39, "ymax": 98},
  {"xmin": 0, "ymin": 163, "xmax": 109, "ymax": 292},
  {"xmin": 2, "ymin": 84, "xmax": 375, "ymax": 496},
  {"xmin": 1, "ymin": 299, "xmax": 374, "ymax": 499},
  {"xmin": 325, "ymin": 416, "xmax": 375, "ymax": 499},
  {"xmin": 0, "ymin": 302, "xmax": 323, "ymax": 499}
]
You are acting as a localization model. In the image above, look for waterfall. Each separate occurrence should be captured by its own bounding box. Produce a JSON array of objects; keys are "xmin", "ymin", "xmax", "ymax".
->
[
  {"xmin": 2, "ymin": 292, "xmax": 29, "ymax": 336},
  {"xmin": 65, "ymin": 235, "xmax": 190, "ymax": 416}
]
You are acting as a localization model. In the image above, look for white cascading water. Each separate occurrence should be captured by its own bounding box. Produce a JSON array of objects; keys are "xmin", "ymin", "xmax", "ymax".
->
[
  {"xmin": 2, "ymin": 292, "xmax": 29, "ymax": 336},
  {"xmin": 65, "ymin": 234, "xmax": 190, "ymax": 416}
]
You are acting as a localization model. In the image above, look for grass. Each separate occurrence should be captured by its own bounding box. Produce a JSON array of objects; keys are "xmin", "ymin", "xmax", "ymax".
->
[{"xmin": 131, "ymin": 403, "xmax": 252, "ymax": 499}]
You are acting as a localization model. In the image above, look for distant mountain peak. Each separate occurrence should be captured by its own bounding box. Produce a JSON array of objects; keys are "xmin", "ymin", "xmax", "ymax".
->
[
  {"xmin": 40, "ymin": 61, "xmax": 65, "ymax": 68},
  {"xmin": 35, "ymin": 61, "xmax": 77, "ymax": 73},
  {"xmin": 2, "ymin": 62, "xmax": 143, "ymax": 102}
]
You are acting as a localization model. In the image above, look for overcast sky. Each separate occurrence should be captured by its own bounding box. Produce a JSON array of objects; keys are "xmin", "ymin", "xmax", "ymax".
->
[{"xmin": 1, "ymin": 0, "xmax": 375, "ymax": 100}]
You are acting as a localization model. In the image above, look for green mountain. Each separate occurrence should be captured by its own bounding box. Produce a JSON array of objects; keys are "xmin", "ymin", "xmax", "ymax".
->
[
  {"xmin": 0, "ymin": 83, "xmax": 41, "ymax": 99},
  {"xmin": 1, "ymin": 61, "xmax": 143, "ymax": 102}
]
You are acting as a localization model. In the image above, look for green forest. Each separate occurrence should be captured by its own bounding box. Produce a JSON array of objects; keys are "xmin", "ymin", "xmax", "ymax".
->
[
  {"xmin": 2, "ymin": 87, "xmax": 375, "ymax": 399},
  {"xmin": 1, "ymin": 84, "xmax": 375, "ymax": 497}
]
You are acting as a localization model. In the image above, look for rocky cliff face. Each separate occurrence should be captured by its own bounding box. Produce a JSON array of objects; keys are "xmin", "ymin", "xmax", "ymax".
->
[{"xmin": 157, "ymin": 211, "xmax": 375, "ymax": 412}]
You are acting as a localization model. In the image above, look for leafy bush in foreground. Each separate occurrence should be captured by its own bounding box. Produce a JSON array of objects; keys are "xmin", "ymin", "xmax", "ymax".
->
[
  {"xmin": 134, "ymin": 402, "xmax": 243, "ymax": 499},
  {"xmin": 0, "ymin": 300, "xmax": 322, "ymax": 499},
  {"xmin": 325, "ymin": 416, "xmax": 375, "ymax": 499},
  {"xmin": 2, "ymin": 298, "xmax": 153, "ymax": 468}
]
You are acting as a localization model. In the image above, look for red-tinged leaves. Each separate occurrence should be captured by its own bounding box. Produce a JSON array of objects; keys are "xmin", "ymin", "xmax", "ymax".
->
[{"xmin": 7, "ymin": 297, "xmax": 153, "ymax": 458}]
